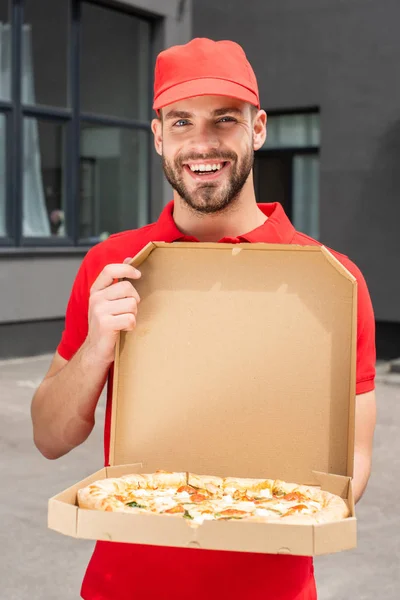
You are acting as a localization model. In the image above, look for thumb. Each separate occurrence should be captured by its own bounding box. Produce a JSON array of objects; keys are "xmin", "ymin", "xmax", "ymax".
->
[{"xmin": 123, "ymin": 256, "xmax": 141, "ymax": 279}]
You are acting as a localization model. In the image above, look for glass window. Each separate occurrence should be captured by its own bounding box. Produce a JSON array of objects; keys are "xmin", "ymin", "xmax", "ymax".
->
[
  {"xmin": 0, "ymin": 112, "xmax": 6, "ymax": 235},
  {"xmin": 265, "ymin": 113, "xmax": 320, "ymax": 149},
  {"xmin": 23, "ymin": 118, "xmax": 66, "ymax": 238},
  {"xmin": 81, "ymin": 3, "xmax": 151, "ymax": 120},
  {"xmin": 22, "ymin": 0, "xmax": 69, "ymax": 107},
  {"xmin": 79, "ymin": 124, "xmax": 149, "ymax": 242},
  {"xmin": 293, "ymin": 155, "xmax": 319, "ymax": 239},
  {"xmin": 2, "ymin": 1, "xmax": 152, "ymax": 247},
  {"xmin": 0, "ymin": 1, "xmax": 11, "ymax": 102},
  {"xmin": 255, "ymin": 110, "xmax": 320, "ymax": 239}
]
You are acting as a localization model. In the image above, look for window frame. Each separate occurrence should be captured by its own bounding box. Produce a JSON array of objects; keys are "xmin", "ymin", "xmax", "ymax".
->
[
  {"xmin": 254, "ymin": 107, "xmax": 320, "ymax": 235},
  {"xmin": 0, "ymin": 0, "xmax": 154, "ymax": 249}
]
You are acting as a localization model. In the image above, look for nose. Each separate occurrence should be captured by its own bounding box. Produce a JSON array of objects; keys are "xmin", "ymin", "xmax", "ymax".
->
[{"xmin": 187, "ymin": 120, "xmax": 220, "ymax": 155}]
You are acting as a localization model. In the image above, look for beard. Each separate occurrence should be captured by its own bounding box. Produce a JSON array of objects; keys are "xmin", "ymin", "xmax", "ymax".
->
[{"xmin": 162, "ymin": 146, "xmax": 254, "ymax": 215}]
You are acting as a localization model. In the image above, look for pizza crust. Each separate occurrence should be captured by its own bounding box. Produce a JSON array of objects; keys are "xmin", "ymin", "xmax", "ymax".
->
[{"xmin": 144, "ymin": 471, "xmax": 187, "ymax": 489}]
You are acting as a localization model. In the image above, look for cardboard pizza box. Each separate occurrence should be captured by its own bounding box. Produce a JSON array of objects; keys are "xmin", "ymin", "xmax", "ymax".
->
[{"xmin": 48, "ymin": 242, "xmax": 357, "ymax": 556}]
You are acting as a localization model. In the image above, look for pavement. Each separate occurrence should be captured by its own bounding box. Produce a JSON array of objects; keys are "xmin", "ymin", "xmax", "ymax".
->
[{"xmin": 1, "ymin": 355, "xmax": 399, "ymax": 599}]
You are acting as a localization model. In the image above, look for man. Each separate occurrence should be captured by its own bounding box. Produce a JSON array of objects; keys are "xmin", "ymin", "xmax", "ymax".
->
[{"xmin": 31, "ymin": 38, "xmax": 376, "ymax": 600}]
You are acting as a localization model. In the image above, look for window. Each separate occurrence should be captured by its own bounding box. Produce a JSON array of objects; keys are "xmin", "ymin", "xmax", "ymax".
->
[
  {"xmin": 0, "ymin": 113, "xmax": 6, "ymax": 235},
  {"xmin": 0, "ymin": 1, "xmax": 10, "ymax": 237},
  {"xmin": 79, "ymin": 124, "xmax": 149, "ymax": 242},
  {"xmin": 254, "ymin": 111, "xmax": 320, "ymax": 239},
  {"xmin": 0, "ymin": 0, "xmax": 152, "ymax": 247}
]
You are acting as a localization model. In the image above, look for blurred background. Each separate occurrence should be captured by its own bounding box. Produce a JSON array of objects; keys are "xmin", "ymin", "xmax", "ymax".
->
[
  {"xmin": 1, "ymin": 1, "xmax": 399, "ymax": 598},
  {"xmin": 0, "ymin": 0, "xmax": 399, "ymax": 361}
]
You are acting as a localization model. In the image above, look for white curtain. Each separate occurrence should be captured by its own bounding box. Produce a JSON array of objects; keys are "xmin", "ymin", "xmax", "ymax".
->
[
  {"xmin": 21, "ymin": 24, "xmax": 50, "ymax": 236},
  {"xmin": 0, "ymin": 22, "xmax": 10, "ymax": 235},
  {"xmin": 0, "ymin": 22, "xmax": 50, "ymax": 237}
]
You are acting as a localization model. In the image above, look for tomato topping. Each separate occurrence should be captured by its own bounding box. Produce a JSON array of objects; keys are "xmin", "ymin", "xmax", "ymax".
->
[
  {"xmin": 219, "ymin": 509, "xmax": 247, "ymax": 517},
  {"xmin": 190, "ymin": 493, "xmax": 208, "ymax": 503},
  {"xmin": 177, "ymin": 485, "xmax": 198, "ymax": 494},
  {"xmin": 283, "ymin": 492, "xmax": 307, "ymax": 502},
  {"xmin": 283, "ymin": 504, "xmax": 308, "ymax": 516},
  {"xmin": 164, "ymin": 505, "xmax": 185, "ymax": 514}
]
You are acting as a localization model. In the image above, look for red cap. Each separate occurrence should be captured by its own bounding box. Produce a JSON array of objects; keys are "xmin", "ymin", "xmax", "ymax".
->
[{"xmin": 153, "ymin": 38, "xmax": 260, "ymax": 112}]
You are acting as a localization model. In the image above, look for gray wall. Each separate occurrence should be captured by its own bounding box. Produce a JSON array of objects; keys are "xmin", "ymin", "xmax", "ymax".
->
[
  {"xmin": 0, "ymin": 255, "xmax": 80, "ymax": 322},
  {"xmin": 193, "ymin": 0, "xmax": 400, "ymax": 323},
  {"xmin": 0, "ymin": 0, "xmax": 192, "ymax": 341}
]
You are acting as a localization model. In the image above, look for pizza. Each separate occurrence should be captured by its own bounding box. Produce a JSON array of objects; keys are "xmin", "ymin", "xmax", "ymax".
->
[{"xmin": 77, "ymin": 470, "xmax": 349, "ymax": 525}]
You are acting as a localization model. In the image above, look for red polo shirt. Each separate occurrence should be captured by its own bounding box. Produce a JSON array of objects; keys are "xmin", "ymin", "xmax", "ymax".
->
[{"xmin": 58, "ymin": 202, "xmax": 375, "ymax": 600}]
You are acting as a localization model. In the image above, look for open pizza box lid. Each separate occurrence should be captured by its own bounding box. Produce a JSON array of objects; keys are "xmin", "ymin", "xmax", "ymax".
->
[{"xmin": 49, "ymin": 242, "xmax": 358, "ymax": 555}]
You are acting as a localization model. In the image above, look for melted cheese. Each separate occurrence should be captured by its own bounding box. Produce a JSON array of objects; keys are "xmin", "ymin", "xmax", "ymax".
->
[
  {"xmin": 234, "ymin": 501, "xmax": 256, "ymax": 512},
  {"xmin": 191, "ymin": 513, "xmax": 214, "ymax": 525},
  {"xmin": 175, "ymin": 491, "xmax": 191, "ymax": 500},
  {"xmin": 258, "ymin": 488, "xmax": 272, "ymax": 499},
  {"xmin": 222, "ymin": 495, "xmax": 233, "ymax": 504},
  {"xmin": 153, "ymin": 496, "xmax": 176, "ymax": 510},
  {"xmin": 254, "ymin": 508, "xmax": 279, "ymax": 518}
]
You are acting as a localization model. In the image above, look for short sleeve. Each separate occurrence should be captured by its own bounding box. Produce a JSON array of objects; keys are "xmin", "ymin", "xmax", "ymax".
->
[
  {"xmin": 354, "ymin": 267, "xmax": 376, "ymax": 394},
  {"xmin": 57, "ymin": 256, "xmax": 90, "ymax": 361}
]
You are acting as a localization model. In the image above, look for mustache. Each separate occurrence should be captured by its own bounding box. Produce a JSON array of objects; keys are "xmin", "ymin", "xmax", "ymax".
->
[{"xmin": 177, "ymin": 151, "xmax": 237, "ymax": 166}]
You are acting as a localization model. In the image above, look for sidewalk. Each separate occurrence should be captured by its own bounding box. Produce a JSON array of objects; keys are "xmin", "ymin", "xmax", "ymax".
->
[{"xmin": 1, "ymin": 355, "xmax": 399, "ymax": 599}]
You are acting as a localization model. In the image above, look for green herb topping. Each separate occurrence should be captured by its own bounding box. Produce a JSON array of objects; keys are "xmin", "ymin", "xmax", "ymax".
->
[{"xmin": 125, "ymin": 500, "xmax": 145, "ymax": 509}]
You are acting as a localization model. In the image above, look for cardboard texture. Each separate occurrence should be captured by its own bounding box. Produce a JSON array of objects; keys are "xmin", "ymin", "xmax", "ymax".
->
[{"xmin": 48, "ymin": 243, "xmax": 358, "ymax": 556}]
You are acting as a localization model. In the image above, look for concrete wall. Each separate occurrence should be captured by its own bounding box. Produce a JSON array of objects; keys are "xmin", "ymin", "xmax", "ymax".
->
[
  {"xmin": 192, "ymin": 0, "xmax": 400, "ymax": 323},
  {"xmin": 0, "ymin": 0, "xmax": 192, "ymax": 347},
  {"xmin": 0, "ymin": 254, "xmax": 79, "ymax": 322}
]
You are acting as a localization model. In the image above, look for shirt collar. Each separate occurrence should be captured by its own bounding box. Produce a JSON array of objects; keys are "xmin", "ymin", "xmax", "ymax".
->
[{"xmin": 151, "ymin": 201, "xmax": 296, "ymax": 244}]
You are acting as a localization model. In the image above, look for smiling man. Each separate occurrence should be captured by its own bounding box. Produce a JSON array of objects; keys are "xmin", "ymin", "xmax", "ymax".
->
[
  {"xmin": 31, "ymin": 38, "xmax": 376, "ymax": 600},
  {"xmin": 159, "ymin": 101, "xmax": 257, "ymax": 215}
]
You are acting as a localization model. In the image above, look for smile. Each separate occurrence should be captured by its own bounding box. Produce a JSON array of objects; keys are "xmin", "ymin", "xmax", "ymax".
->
[{"xmin": 183, "ymin": 161, "xmax": 230, "ymax": 180}]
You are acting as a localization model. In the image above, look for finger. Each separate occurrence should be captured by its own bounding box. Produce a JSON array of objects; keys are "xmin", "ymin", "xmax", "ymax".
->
[
  {"xmin": 108, "ymin": 313, "xmax": 136, "ymax": 332},
  {"xmin": 91, "ymin": 263, "xmax": 141, "ymax": 293},
  {"xmin": 123, "ymin": 257, "xmax": 133, "ymax": 264},
  {"xmin": 102, "ymin": 280, "xmax": 140, "ymax": 304},
  {"xmin": 107, "ymin": 297, "xmax": 138, "ymax": 317}
]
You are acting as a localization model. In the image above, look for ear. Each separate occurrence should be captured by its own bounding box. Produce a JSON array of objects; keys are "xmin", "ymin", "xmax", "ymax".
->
[
  {"xmin": 151, "ymin": 117, "xmax": 163, "ymax": 156},
  {"xmin": 252, "ymin": 110, "xmax": 267, "ymax": 151}
]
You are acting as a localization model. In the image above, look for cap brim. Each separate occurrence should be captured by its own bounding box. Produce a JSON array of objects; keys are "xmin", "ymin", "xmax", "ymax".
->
[{"xmin": 153, "ymin": 78, "xmax": 260, "ymax": 111}]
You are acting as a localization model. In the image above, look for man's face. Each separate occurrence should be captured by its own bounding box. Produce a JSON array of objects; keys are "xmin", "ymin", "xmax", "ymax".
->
[{"xmin": 152, "ymin": 96, "xmax": 261, "ymax": 214}]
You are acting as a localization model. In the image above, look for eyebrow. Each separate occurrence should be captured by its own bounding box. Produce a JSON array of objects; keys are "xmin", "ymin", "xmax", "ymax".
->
[
  {"xmin": 212, "ymin": 107, "xmax": 244, "ymax": 117},
  {"xmin": 164, "ymin": 107, "xmax": 244, "ymax": 120},
  {"xmin": 164, "ymin": 110, "xmax": 193, "ymax": 120}
]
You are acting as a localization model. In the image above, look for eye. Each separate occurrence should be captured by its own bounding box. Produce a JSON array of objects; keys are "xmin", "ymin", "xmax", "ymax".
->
[
  {"xmin": 218, "ymin": 116, "xmax": 237, "ymax": 123},
  {"xmin": 174, "ymin": 119, "xmax": 190, "ymax": 127}
]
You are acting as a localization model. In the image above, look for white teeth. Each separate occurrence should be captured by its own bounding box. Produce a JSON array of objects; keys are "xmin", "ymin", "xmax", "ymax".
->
[{"xmin": 189, "ymin": 163, "xmax": 223, "ymax": 172}]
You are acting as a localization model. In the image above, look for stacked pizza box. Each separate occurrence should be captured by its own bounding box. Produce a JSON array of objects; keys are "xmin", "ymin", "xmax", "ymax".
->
[{"xmin": 48, "ymin": 242, "xmax": 357, "ymax": 556}]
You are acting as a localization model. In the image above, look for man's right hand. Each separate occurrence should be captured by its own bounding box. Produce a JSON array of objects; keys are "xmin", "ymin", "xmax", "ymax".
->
[{"xmin": 83, "ymin": 258, "xmax": 141, "ymax": 365}]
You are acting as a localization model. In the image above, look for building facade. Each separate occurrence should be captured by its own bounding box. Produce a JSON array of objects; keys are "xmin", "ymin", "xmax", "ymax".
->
[
  {"xmin": 1, "ymin": 0, "xmax": 399, "ymax": 359},
  {"xmin": 0, "ymin": 0, "xmax": 192, "ymax": 357}
]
